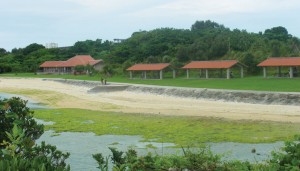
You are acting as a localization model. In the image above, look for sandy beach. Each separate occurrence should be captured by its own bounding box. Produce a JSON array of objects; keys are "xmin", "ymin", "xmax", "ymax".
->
[{"xmin": 1, "ymin": 77, "xmax": 300, "ymax": 123}]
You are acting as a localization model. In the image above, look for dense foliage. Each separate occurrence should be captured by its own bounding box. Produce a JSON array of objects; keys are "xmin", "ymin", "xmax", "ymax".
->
[
  {"xmin": 1, "ymin": 20, "xmax": 300, "ymax": 75},
  {"xmin": 0, "ymin": 97, "xmax": 70, "ymax": 170},
  {"xmin": 0, "ymin": 97, "xmax": 43, "ymax": 147}
]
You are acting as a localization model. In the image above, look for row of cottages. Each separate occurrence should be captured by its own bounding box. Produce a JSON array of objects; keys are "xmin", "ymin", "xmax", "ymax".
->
[
  {"xmin": 126, "ymin": 57, "xmax": 300, "ymax": 79},
  {"xmin": 127, "ymin": 60, "xmax": 246, "ymax": 79},
  {"xmin": 39, "ymin": 55, "xmax": 104, "ymax": 74}
]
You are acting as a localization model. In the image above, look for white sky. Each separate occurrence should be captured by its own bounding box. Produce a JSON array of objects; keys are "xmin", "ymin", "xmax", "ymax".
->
[{"xmin": 1, "ymin": 0, "xmax": 300, "ymax": 51}]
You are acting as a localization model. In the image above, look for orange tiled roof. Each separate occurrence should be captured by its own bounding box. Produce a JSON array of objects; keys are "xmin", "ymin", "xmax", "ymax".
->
[
  {"xmin": 127, "ymin": 63, "xmax": 170, "ymax": 71},
  {"xmin": 40, "ymin": 61, "xmax": 65, "ymax": 67},
  {"xmin": 257, "ymin": 57, "xmax": 300, "ymax": 67},
  {"xmin": 40, "ymin": 55, "xmax": 102, "ymax": 68},
  {"xmin": 182, "ymin": 60, "xmax": 241, "ymax": 69}
]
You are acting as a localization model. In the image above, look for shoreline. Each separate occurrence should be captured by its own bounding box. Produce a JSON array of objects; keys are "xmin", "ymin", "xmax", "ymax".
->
[{"xmin": 1, "ymin": 77, "xmax": 300, "ymax": 123}]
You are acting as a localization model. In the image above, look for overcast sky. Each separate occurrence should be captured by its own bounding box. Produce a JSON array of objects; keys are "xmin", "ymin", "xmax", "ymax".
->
[{"xmin": 1, "ymin": 0, "xmax": 299, "ymax": 51}]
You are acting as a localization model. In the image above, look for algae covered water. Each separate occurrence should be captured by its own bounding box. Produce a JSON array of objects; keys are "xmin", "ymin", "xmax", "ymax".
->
[
  {"xmin": 36, "ymin": 131, "xmax": 176, "ymax": 171},
  {"xmin": 0, "ymin": 92, "xmax": 284, "ymax": 170},
  {"xmin": 36, "ymin": 130, "xmax": 283, "ymax": 171}
]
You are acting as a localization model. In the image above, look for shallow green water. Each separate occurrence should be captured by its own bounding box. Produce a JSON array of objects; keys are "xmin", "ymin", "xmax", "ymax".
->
[
  {"xmin": 1, "ymin": 92, "xmax": 285, "ymax": 170},
  {"xmin": 36, "ymin": 130, "xmax": 284, "ymax": 170}
]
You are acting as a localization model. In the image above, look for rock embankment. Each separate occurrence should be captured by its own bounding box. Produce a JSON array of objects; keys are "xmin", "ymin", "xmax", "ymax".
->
[
  {"xmin": 48, "ymin": 79, "xmax": 300, "ymax": 106},
  {"xmin": 126, "ymin": 85, "xmax": 300, "ymax": 106}
]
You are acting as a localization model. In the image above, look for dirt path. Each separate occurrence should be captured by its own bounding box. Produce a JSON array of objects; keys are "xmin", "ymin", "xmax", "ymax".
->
[{"xmin": 1, "ymin": 78, "xmax": 300, "ymax": 123}]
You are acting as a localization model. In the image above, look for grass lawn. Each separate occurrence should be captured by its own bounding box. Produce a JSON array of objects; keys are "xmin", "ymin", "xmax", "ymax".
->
[
  {"xmin": 34, "ymin": 108, "xmax": 300, "ymax": 146},
  {"xmin": 2, "ymin": 72, "xmax": 300, "ymax": 92}
]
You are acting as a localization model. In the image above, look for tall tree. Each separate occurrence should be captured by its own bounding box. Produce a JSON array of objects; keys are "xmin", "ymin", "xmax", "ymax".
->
[
  {"xmin": 23, "ymin": 43, "xmax": 45, "ymax": 55},
  {"xmin": 264, "ymin": 26, "xmax": 290, "ymax": 41}
]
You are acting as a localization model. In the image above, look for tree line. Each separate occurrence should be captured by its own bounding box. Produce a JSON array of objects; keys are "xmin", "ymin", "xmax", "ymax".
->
[{"xmin": 1, "ymin": 20, "xmax": 300, "ymax": 75}]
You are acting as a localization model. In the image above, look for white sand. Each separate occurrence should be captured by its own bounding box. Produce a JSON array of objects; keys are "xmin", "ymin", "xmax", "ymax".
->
[{"xmin": 1, "ymin": 78, "xmax": 300, "ymax": 123}]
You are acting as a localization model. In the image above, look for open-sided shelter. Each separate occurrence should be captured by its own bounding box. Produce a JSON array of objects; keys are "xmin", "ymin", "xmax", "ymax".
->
[
  {"xmin": 182, "ymin": 60, "xmax": 246, "ymax": 79},
  {"xmin": 257, "ymin": 57, "xmax": 300, "ymax": 78},
  {"xmin": 39, "ymin": 55, "xmax": 103, "ymax": 74},
  {"xmin": 126, "ymin": 63, "xmax": 174, "ymax": 79}
]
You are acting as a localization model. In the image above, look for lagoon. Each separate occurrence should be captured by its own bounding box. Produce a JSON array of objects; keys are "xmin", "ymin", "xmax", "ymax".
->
[
  {"xmin": 36, "ymin": 130, "xmax": 283, "ymax": 170},
  {"xmin": 0, "ymin": 92, "xmax": 284, "ymax": 170}
]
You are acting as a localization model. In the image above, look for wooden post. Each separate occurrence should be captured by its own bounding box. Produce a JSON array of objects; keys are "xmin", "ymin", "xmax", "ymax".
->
[
  {"xmin": 186, "ymin": 69, "xmax": 189, "ymax": 79},
  {"xmin": 144, "ymin": 71, "xmax": 147, "ymax": 79},
  {"xmin": 227, "ymin": 68, "xmax": 230, "ymax": 79},
  {"xmin": 240, "ymin": 66, "xmax": 244, "ymax": 78},
  {"xmin": 173, "ymin": 70, "xmax": 176, "ymax": 79},
  {"xmin": 159, "ymin": 70, "xmax": 163, "ymax": 79},
  {"xmin": 290, "ymin": 67, "xmax": 293, "ymax": 78},
  {"xmin": 263, "ymin": 67, "xmax": 267, "ymax": 78},
  {"xmin": 129, "ymin": 71, "xmax": 132, "ymax": 79},
  {"xmin": 205, "ymin": 69, "xmax": 209, "ymax": 79}
]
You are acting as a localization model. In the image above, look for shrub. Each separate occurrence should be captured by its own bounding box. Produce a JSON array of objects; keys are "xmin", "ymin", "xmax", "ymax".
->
[
  {"xmin": 270, "ymin": 135, "xmax": 300, "ymax": 171},
  {"xmin": 0, "ymin": 97, "xmax": 70, "ymax": 171}
]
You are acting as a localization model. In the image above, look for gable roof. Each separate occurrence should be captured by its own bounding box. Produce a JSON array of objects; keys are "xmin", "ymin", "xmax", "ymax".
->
[
  {"xmin": 40, "ymin": 55, "xmax": 102, "ymax": 68},
  {"xmin": 257, "ymin": 57, "xmax": 300, "ymax": 67},
  {"xmin": 182, "ymin": 60, "xmax": 243, "ymax": 69},
  {"xmin": 127, "ymin": 63, "xmax": 170, "ymax": 71}
]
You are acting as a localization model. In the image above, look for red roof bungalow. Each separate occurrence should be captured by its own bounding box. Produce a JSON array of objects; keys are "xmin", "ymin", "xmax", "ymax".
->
[
  {"xmin": 39, "ymin": 55, "xmax": 104, "ymax": 74},
  {"xmin": 257, "ymin": 57, "xmax": 300, "ymax": 78},
  {"xmin": 126, "ymin": 63, "xmax": 174, "ymax": 79},
  {"xmin": 182, "ymin": 60, "xmax": 246, "ymax": 79}
]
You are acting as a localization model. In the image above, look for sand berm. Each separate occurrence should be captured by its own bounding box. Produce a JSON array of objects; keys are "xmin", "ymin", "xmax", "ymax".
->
[{"xmin": 1, "ymin": 78, "xmax": 300, "ymax": 123}]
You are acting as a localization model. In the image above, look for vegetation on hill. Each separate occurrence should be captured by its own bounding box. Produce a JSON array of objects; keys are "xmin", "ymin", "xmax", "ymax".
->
[{"xmin": 0, "ymin": 20, "xmax": 300, "ymax": 75}]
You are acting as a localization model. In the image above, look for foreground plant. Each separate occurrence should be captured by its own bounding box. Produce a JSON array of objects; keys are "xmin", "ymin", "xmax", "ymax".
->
[
  {"xmin": 0, "ymin": 97, "xmax": 70, "ymax": 170},
  {"xmin": 270, "ymin": 135, "xmax": 300, "ymax": 171}
]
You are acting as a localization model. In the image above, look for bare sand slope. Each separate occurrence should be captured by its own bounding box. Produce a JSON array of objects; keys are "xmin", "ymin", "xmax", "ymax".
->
[{"xmin": 1, "ymin": 78, "xmax": 300, "ymax": 123}]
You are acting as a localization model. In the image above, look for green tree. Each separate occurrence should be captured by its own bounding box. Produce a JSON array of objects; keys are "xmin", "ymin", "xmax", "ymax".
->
[
  {"xmin": 242, "ymin": 53, "xmax": 259, "ymax": 74},
  {"xmin": 0, "ymin": 97, "xmax": 43, "ymax": 146},
  {"xmin": 0, "ymin": 48, "xmax": 7, "ymax": 56},
  {"xmin": 191, "ymin": 20, "xmax": 225, "ymax": 33},
  {"xmin": 23, "ymin": 43, "xmax": 45, "ymax": 56},
  {"xmin": 264, "ymin": 26, "xmax": 290, "ymax": 41},
  {"xmin": 0, "ymin": 97, "xmax": 70, "ymax": 170}
]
